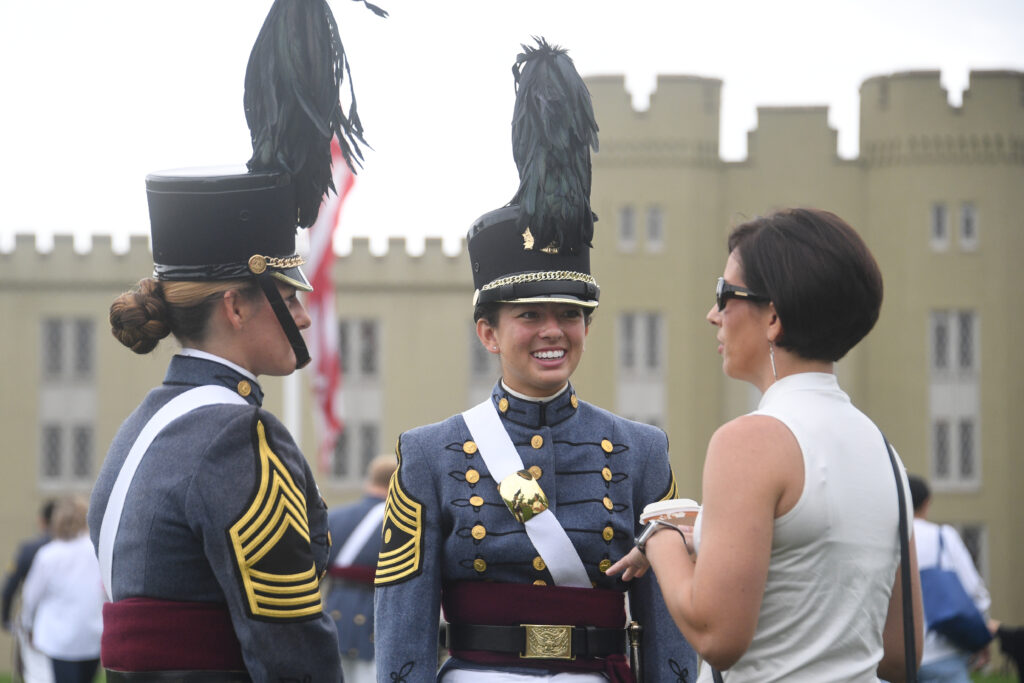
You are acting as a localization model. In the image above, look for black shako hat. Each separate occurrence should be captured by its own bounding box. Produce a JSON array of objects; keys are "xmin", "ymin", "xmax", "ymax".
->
[
  {"xmin": 146, "ymin": 0, "xmax": 386, "ymax": 369},
  {"xmin": 468, "ymin": 38, "xmax": 600, "ymax": 310}
]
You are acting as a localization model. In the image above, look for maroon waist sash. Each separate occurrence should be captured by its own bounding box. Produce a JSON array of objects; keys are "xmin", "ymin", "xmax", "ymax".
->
[
  {"xmin": 327, "ymin": 564, "xmax": 375, "ymax": 584},
  {"xmin": 102, "ymin": 598, "xmax": 246, "ymax": 672},
  {"xmin": 442, "ymin": 581, "xmax": 635, "ymax": 683}
]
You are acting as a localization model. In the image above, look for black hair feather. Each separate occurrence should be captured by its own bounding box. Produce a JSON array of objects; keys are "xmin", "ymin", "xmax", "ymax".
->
[
  {"xmin": 244, "ymin": 0, "xmax": 386, "ymax": 228},
  {"xmin": 510, "ymin": 37, "xmax": 599, "ymax": 254}
]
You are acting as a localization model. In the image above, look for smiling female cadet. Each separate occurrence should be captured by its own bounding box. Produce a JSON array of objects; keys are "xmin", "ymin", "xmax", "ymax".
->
[{"xmin": 372, "ymin": 39, "xmax": 696, "ymax": 683}]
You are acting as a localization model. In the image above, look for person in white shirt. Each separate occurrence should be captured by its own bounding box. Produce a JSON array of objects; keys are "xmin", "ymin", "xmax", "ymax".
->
[
  {"xmin": 908, "ymin": 475, "xmax": 992, "ymax": 682},
  {"xmin": 20, "ymin": 496, "xmax": 104, "ymax": 683},
  {"xmin": 609, "ymin": 208, "xmax": 924, "ymax": 682}
]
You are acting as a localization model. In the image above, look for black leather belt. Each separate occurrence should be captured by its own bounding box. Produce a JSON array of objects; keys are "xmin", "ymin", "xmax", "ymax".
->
[
  {"xmin": 105, "ymin": 670, "xmax": 251, "ymax": 683},
  {"xmin": 444, "ymin": 622, "xmax": 626, "ymax": 660}
]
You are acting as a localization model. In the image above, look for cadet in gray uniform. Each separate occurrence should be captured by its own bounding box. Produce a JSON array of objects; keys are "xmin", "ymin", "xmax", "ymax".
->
[
  {"xmin": 373, "ymin": 39, "xmax": 697, "ymax": 683},
  {"xmin": 88, "ymin": 0, "xmax": 384, "ymax": 679},
  {"xmin": 326, "ymin": 455, "xmax": 398, "ymax": 683}
]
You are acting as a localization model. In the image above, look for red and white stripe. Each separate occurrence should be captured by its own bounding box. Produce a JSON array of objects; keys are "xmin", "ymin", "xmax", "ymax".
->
[{"xmin": 306, "ymin": 138, "xmax": 355, "ymax": 474}]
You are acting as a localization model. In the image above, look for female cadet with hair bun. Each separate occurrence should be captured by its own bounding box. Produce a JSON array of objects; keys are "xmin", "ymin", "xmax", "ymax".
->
[
  {"xmin": 610, "ymin": 208, "xmax": 925, "ymax": 682},
  {"xmin": 88, "ymin": 0, "xmax": 386, "ymax": 679}
]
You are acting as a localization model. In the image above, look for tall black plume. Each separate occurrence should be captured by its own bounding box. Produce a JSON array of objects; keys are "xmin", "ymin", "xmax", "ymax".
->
[
  {"xmin": 510, "ymin": 38, "xmax": 599, "ymax": 254},
  {"xmin": 244, "ymin": 0, "xmax": 386, "ymax": 228}
]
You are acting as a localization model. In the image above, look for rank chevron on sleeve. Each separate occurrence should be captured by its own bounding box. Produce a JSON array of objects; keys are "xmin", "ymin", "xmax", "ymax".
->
[
  {"xmin": 375, "ymin": 448, "xmax": 424, "ymax": 586},
  {"xmin": 229, "ymin": 419, "xmax": 323, "ymax": 620}
]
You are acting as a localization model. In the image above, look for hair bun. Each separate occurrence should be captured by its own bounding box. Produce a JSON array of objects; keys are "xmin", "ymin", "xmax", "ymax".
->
[{"xmin": 109, "ymin": 279, "xmax": 172, "ymax": 354}]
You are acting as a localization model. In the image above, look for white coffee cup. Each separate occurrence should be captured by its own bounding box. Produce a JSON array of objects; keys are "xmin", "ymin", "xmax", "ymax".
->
[{"xmin": 640, "ymin": 498, "xmax": 701, "ymax": 526}]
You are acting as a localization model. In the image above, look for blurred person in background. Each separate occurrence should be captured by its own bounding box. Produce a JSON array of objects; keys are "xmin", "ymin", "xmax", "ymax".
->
[
  {"xmin": 326, "ymin": 454, "xmax": 398, "ymax": 683},
  {"xmin": 909, "ymin": 474, "xmax": 992, "ymax": 682},
  {"xmin": 3, "ymin": 498, "xmax": 55, "ymax": 683},
  {"xmin": 20, "ymin": 496, "xmax": 103, "ymax": 683}
]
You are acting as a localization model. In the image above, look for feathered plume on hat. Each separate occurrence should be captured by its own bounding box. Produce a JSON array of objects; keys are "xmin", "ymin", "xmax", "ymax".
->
[
  {"xmin": 509, "ymin": 37, "xmax": 600, "ymax": 255},
  {"xmin": 244, "ymin": 0, "xmax": 387, "ymax": 228}
]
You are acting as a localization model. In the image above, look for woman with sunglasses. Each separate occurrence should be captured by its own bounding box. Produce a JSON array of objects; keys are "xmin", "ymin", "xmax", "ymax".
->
[{"xmin": 610, "ymin": 208, "xmax": 923, "ymax": 682}]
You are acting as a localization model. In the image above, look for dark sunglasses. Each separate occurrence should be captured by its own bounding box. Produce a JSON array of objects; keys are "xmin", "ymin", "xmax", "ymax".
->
[{"xmin": 716, "ymin": 277, "xmax": 769, "ymax": 311}]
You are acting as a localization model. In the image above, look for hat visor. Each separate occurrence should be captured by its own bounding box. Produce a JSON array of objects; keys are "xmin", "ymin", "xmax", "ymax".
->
[
  {"xmin": 271, "ymin": 265, "xmax": 313, "ymax": 292},
  {"xmin": 487, "ymin": 293, "xmax": 599, "ymax": 309}
]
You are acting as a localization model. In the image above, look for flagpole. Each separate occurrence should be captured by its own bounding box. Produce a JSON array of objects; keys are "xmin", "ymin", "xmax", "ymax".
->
[{"xmin": 284, "ymin": 369, "xmax": 302, "ymax": 447}]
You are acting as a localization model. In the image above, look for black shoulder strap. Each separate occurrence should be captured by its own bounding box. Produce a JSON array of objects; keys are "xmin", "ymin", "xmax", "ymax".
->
[{"xmin": 882, "ymin": 431, "xmax": 918, "ymax": 683}]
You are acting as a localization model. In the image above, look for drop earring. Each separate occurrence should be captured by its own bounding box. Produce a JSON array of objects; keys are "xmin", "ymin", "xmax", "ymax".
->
[{"xmin": 769, "ymin": 342, "xmax": 778, "ymax": 381}]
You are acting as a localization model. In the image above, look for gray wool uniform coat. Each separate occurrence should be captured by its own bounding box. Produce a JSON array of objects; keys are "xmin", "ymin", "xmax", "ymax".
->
[
  {"xmin": 88, "ymin": 354, "xmax": 341, "ymax": 681},
  {"xmin": 373, "ymin": 382, "xmax": 698, "ymax": 683}
]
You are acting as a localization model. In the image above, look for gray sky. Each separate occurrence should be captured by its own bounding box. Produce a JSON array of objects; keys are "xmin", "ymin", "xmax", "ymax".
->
[{"xmin": 2, "ymin": 0, "xmax": 1023, "ymax": 254}]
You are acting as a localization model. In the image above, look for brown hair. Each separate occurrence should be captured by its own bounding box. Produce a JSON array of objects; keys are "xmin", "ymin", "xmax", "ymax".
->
[
  {"xmin": 50, "ymin": 496, "xmax": 88, "ymax": 541},
  {"xmin": 727, "ymin": 208, "xmax": 883, "ymax": 362},
  {"xmin": 109, "ymin": 278, "xmax": 259, "ymax": 354},
  {"xmin": 366, "ymin": 453, "xmax": 398, "ymax": 488}
]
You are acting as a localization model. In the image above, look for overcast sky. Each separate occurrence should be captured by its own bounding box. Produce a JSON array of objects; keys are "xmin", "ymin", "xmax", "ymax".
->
[{"xmin": 2, "ymin": 0, "xmax": 1023, "ymax": 254}]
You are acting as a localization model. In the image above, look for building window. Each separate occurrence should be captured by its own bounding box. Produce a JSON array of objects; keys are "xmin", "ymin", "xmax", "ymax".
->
[
  {"xmin": 42, "ymin": 425, "xmax": 62, "ymax": 478},
  {"xmin": 619, "ymin": 312, "xmax": 664, "ymax": 374},
  {"xmin": 338, "ymin": 318, "xmax": 380, "ymax": 378},
  {"xmin": 932, "ymin": 315, "xmax": 949, "ymax": 370},
  {"xmin": 645, "ymin": 206, "xmax": 664, "ymax": 252},
  {"xmin": 959, "ymin": 202, "xmax": 978, "ymax": 251},
  {"xmin": 929, "ymin": 309, "xmax": 980, "ymax": 489},
  {"xmin": 958, "ymin": 524, "xmax": 986, "ymax": 576},
  {"xmin": 73, "ymin": 320, "xmax": 94, "ymax": 377},
  {"xmin": 645, "ymin": 313, "xmax": 662, "ymax": 370},
  {"xmin": 930, "ymin": 203, "xmax": 949, "ymax": 251},
  {"xmin": 957, "ymin": 312, "xmax": 975, "ymax": 371},
  {"xmin": 360, "ymin": 423, "xmax": 379, "ymax": 476},
  {"xmin": 43, "ymin": 320, "xmax": 63, "ymax": 377},
  {"xmin": 72, "ymin": 425, "xmax": 92, "ymax": 478},
  {"xmin": 332, "ymin": 429, "xmax": 350, "ymax": 479},
  {"xmin": 934, "ymin": 420, "xmax": 950, "ymax": 479},
  {"xmin": 618, "ymin": 206, "xmax": 636, "ymax": 252},
  {"xmin": 620, "ymin": 313, "xmax": 636, "ymax": 370}
]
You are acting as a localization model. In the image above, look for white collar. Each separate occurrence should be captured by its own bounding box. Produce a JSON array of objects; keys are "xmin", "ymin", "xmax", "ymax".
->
[
  {"xmin": 501, "ymin": 380, "xmax": 569, "ymax": 403},
  {"xmin": 179, "ymin": 348, "xmax": 257, "ymax": 382}
]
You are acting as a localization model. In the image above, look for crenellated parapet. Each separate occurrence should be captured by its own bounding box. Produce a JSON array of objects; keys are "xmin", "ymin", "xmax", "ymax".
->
[
  {"xmin": 0, "ymin": 232, "xmax": 470, "ymax": 292},
  {"xmin": 859, "ymin": 70, "xmax": 1024, "ymax": 166},
  {"xmin": 586, "ymin": 74, "xmax": 722, "ymax": 167}
]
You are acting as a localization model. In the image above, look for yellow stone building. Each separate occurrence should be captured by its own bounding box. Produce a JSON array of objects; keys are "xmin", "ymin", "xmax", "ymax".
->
[{"xmin": 1, "ymin": 68, "xmax": 1021, "ymax": 671}]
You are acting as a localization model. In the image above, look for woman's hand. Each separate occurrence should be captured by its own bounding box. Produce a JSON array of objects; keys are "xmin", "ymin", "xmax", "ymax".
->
[{"xmin": 605, "ymin": 546, "xmax": 650, "ymax": 581}]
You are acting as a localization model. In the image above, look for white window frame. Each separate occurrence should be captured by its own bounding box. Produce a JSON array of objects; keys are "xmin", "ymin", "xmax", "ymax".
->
[{"xmin": 929, "ymin": 309, "xmax": 981, "ymax": 491}]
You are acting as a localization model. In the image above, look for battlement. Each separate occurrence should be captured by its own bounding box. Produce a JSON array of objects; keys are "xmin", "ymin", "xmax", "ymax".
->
[
  {"xmin": 860, "ymin": 69, "xmax": 1024, "ymax": 165},
  {"xmin": 745, "ymin": 106, "xmax": 841, "ymax": 163},
  {"xmin": 586, "ymin": 74, "xmax": 722, "ymax": 167},
  {"xmin": 0, "ymin": 232, "xmax": 471, "ymax": 290}
]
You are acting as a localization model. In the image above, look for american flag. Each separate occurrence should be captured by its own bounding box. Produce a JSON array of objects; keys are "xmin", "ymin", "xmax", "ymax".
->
[{"xmin": 306, "ymin": 139, "xmax": 355, "ymax": 474}]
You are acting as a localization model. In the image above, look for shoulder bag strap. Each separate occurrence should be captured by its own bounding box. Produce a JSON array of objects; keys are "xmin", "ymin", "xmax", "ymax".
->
[{"xmin": 882, "ymin": 431, "xmax": 918, "ymax": 683}]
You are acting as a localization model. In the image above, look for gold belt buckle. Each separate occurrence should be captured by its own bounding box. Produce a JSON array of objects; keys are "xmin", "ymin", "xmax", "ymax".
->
[{"xmin": 520, "ymin": 623, "xmax": 574, "ymax": 660}]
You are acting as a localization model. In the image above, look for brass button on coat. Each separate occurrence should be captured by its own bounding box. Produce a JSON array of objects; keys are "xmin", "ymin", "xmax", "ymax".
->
[
  {"xmin": 601, "ymin": 439, "xmax": 613, "ymax": 453},
  {"xmin": 599, "ymin": 559, "xmax": 612, "ymax": 573},
  {"xmin": 354, "ymin": 613, "xmax": 367, "ymax": 626},
  {"xmin": 531, "ymin": 435, "xmax": 544, "ymax": 449},
  {"xmin": 473, "ymin": 558, "xmax": 487, "ymax": 573},
  {"xmin": 237, "ymin": 380, "xmax": 252, "ymax": 397},
  {"xmin": 570, "ymin": 394, "xmax": 579, "ymax": 409},
  {"xmin": 498, "ymin": 398, "xmax": 509, "ymax": 413},
  {"xmin": 465, "ymin": 468, "xmax": 480, "ymax": 484},
  {"xmin": 471, "ymin": 524, "xmax": 487, "ymax": 540},
  {"xmin": 603, "ymin": 496, "xmax": 614, "ymax": 510},
  {"xmin": 528, "ymin": 465, "xmax": 542, "ymax": 479},
  {"xmin": 469, "ymin": 495, "xmax": 484, "ymax": 507},
  {"xmin": 532, "ymin": 556, "xmax": 546, "ymax": 571},
  {"xmin": 602, "ymin": 526, "xmax": 615, "ymax": 541},
  {"xmin": 601, "ymin": 467, "xmax": 612, "ymax": 482},
  {"xmin": 533, "ymin": 579, "xmax": 547, "ymax": 586},
  {"xmin": 463, "ymin": 441, "xmax": 478, "ymax": 455}
]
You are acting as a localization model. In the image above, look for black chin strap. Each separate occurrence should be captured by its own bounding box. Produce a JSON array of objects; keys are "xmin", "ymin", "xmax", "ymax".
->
[{"xmin": 255, "ymin": 273, "xmax": 311, "ymax": 370}]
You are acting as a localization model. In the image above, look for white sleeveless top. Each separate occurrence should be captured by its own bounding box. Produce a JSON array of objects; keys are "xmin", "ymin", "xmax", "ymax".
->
[{"xmin": 695, "ymin": 372, "xmax": 911, "ymax": 683}]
